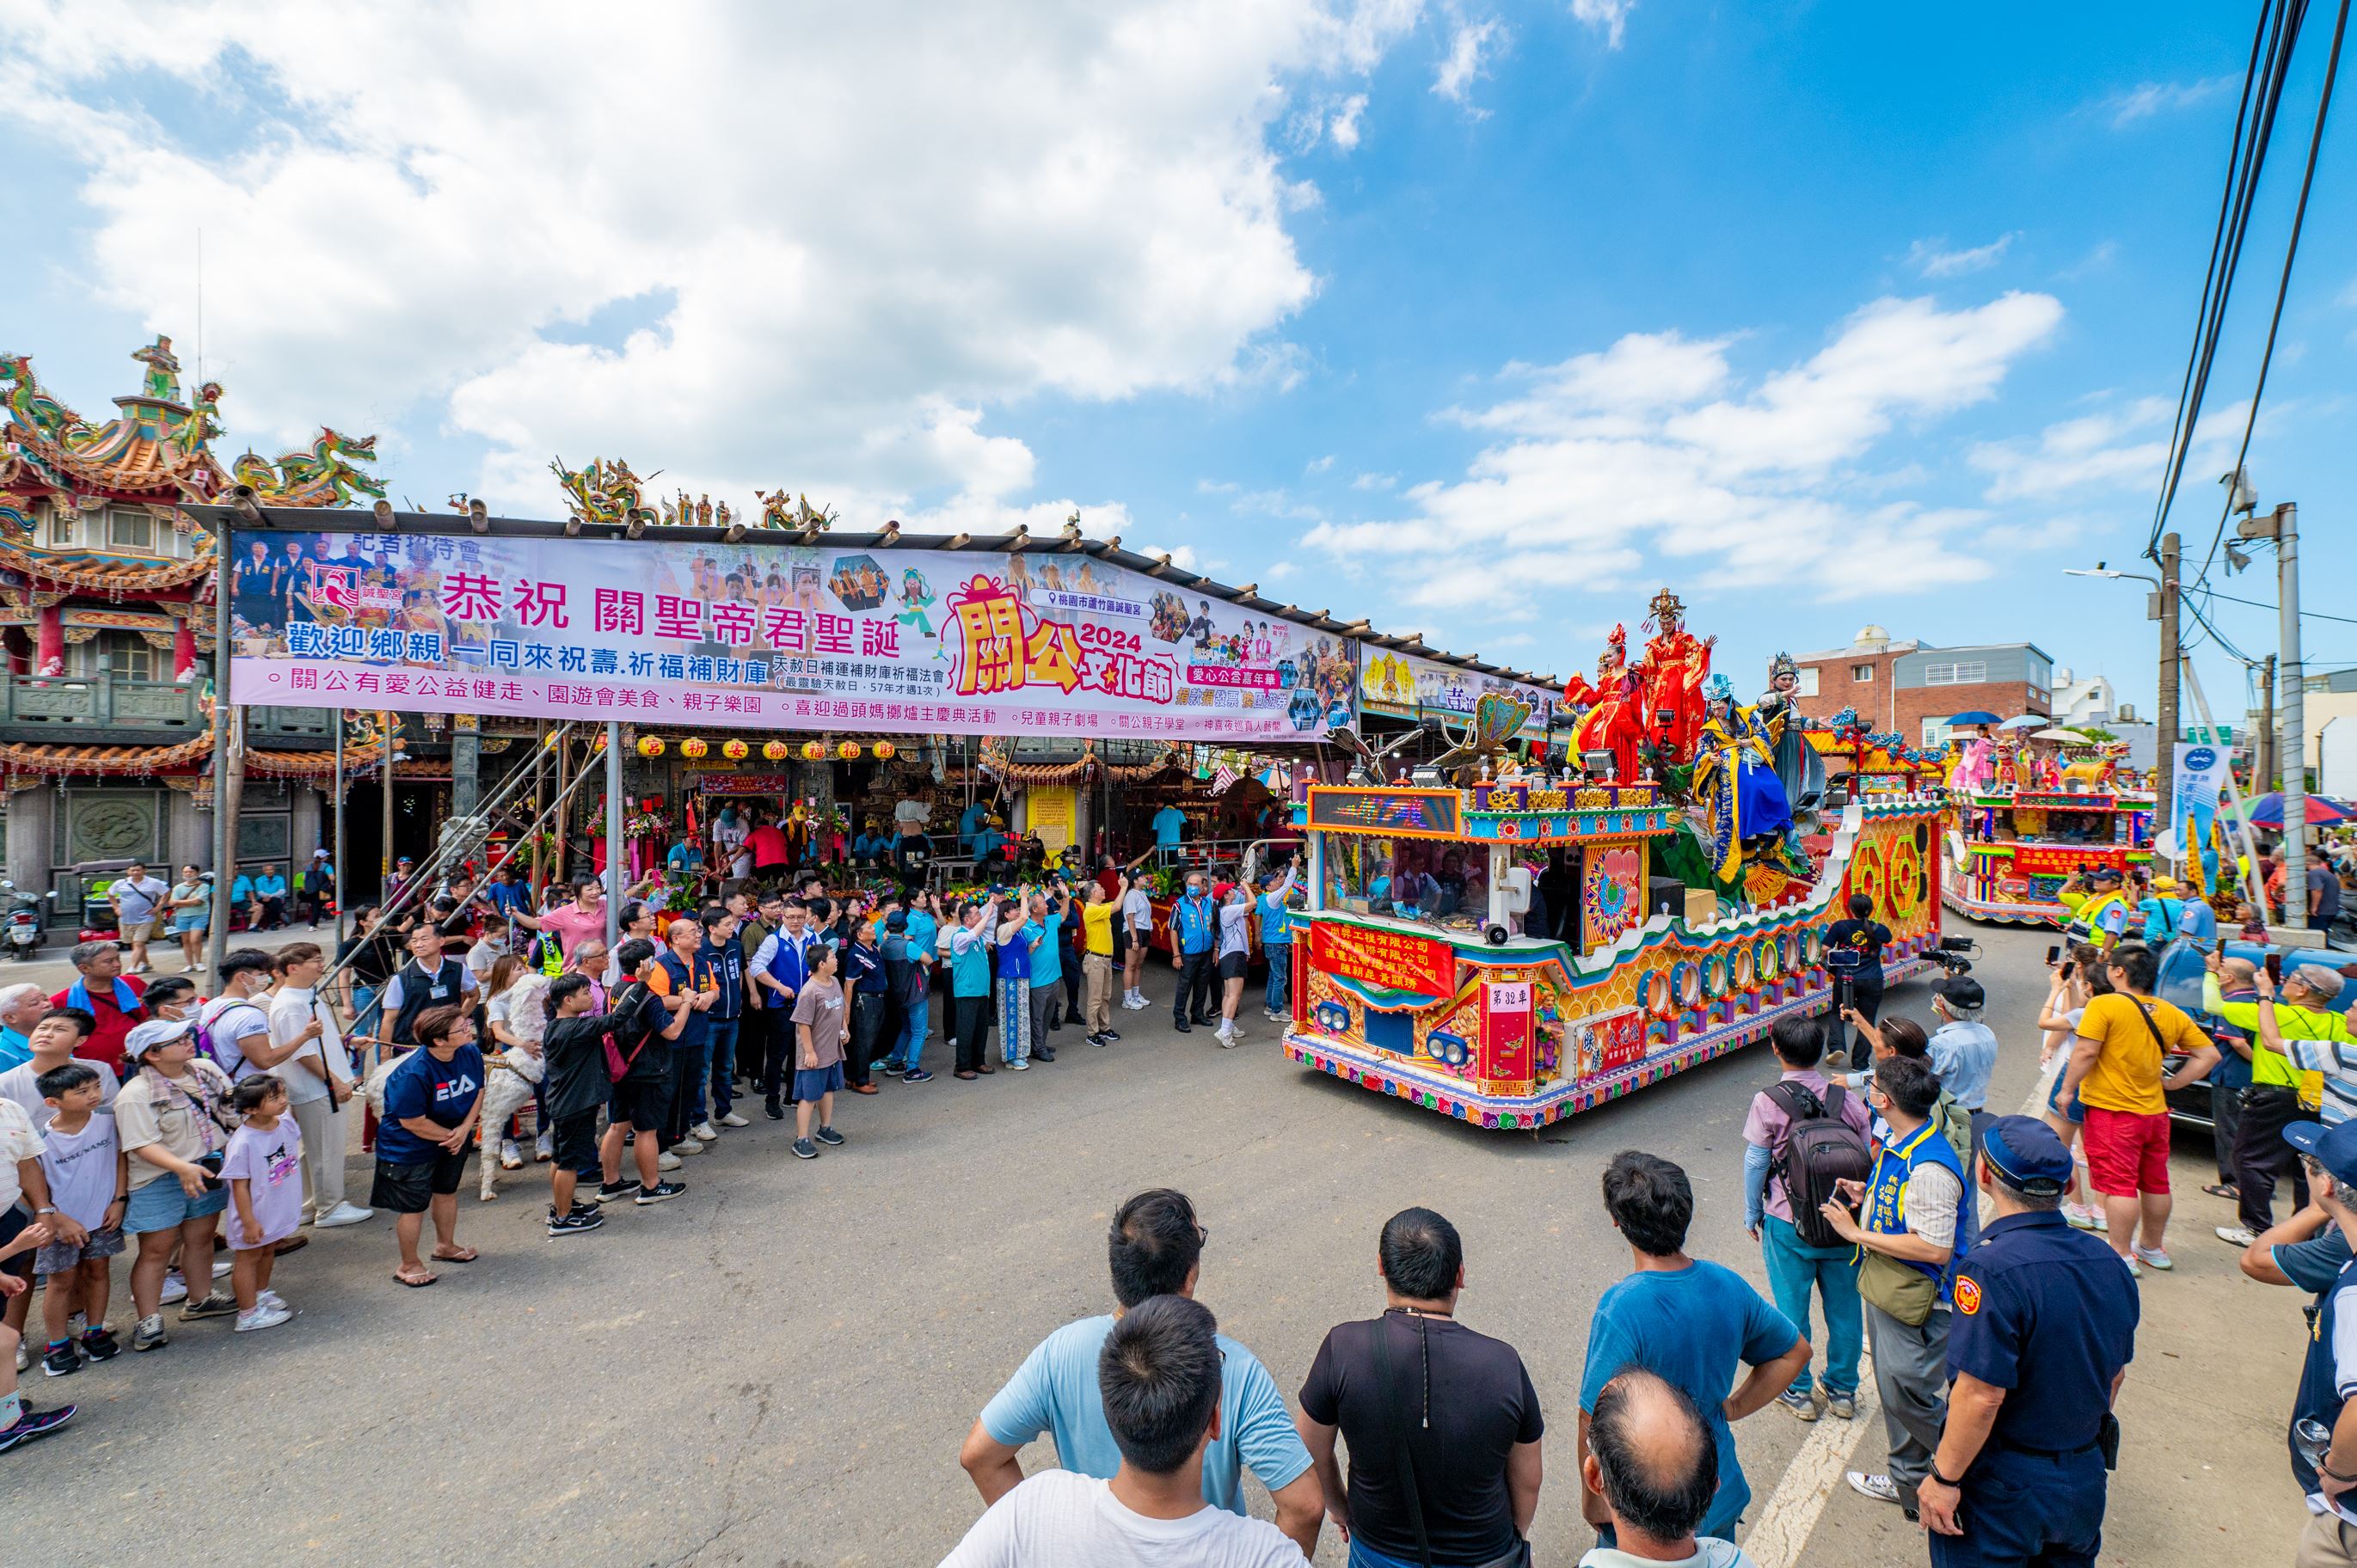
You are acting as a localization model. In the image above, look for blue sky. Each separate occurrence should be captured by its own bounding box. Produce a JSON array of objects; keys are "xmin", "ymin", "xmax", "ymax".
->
[{"xmin": 2, "ymin": 2, "xmax": 2348, "ymax": 728}]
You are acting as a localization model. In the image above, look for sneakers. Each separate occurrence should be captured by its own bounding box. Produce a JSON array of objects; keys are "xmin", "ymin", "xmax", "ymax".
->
[
  {"xmin": 40, "ymin": 1343, "xmax": 79, "ymax": 1378},
  {"xmin": 1217, "ymin": 1027, "xmax": 1237, "ymax": 1049},
  {"xmin": 670, "ymin": 1136, "xmax": 704, "ymax": 1156},
  {"xmin": 1008, "ymin": 1058, "xmax": 1031, "ymax": 1071},
  {"xmin": 2063, "ymin": 1202, "xmax": 2108, "ymax": 1232},
  {"xmin": 534, "ymin": 1133, "xmax": 555, "ymax": 1162},
  {"xmin": 2121, "ymin": 1253, "xmax": 2141, "ymax": 1278},
  {"xmin": 634, "ymin": 1180, "xmax": 686, "ymax": 1204},
  {"xmin": 764, "ymin": 1099, "xmax": 786, "ymax": 1121},
  {"xmin": 719, "ymin": 1112, "xmax": 751, "ymax": 1128},
  {"xmin": 548, "ymin": 1207, "xmax": 606, "ymax": 1236},
  {"xmin": 233, "ymin": 1302, "xmax": 294, "ymax": 1332},
  {"xmin": 691, "ymin": 1121, "xmax": 721, "ymax": 1142},
  {"xmin": 2216, "ymin": 1224, "xmax": 2260, "ymax": 1248},
  {"xmin": 879, "ymin": 1062, "xmax": 905, "ymax": 1076},
  {"xmin": 792, "ymin": 1137, "xmax": 819, "ymax": 1159},
  {"xmin": 2133, "ymin": 1245, "xmax": 2174, "ymax": 1271},
  {"xmin": 159, "ymin": 1269, "xmax": 189, "ymax": 1305},
  {"xmin": 132, "ymin": 1314, "xmax": 169, "ymax": 1352},
  {"xmin": 1088, "ymin": 1032, "xmax": 1112, "ymax": 1047},
  {"xmin": 1776, "ymin": 1386, "xmax": 1823, "ymax": 1422},
  {"xmin": 498, "ymin": 1137, "xmax": 524, "ymax": 1170},
  {"xmin": 178, "ymin": 1292, "xmax": 238, "ymax": 1321},
  {"xmin": 79, "ymin": 1327, "xmax": 121, "ymax": 1362},
  {"xmin": 1846, "ymin": 1471, "xmax": 1902, "ymax": 1505},
  {"xmin": 1826, "ymin": 1392, "xmax": 1857, "ymax": 1420},
  {"xmin": 1101, "ymin": 1029, "xmax": 1120, "ymax": 1042},
  {"xmin": 596, "ymin": 1180, "xmax": 632, "ymax": 1204},
  {"xmin": 1122, "ymin": 995, "xmax": 1148, "ymax": 1010},
  {"xmin": 0, "ymin": 1403, "xmax": 77, "ymax": 1454},
  {"xmin": 657, "ymin": 1150, "xmax": 683, "ymax": 1172},
  {"xmin": 1264, "ymin": 1008, "xmax": 1286, "ymax": 1023},
  {"xmin": 315, "ymin": 1201, "xmax": 374, "ymax": 1228},
  {"xmin": 904, "ymin": 1069, "xmax": 936, "ymax": 1083},
  {"xmin": 1034, "ymin": 1044, "xmax": 1056, "ymax": 1063},
  {"xmin": 814, "ymin": 1125, "xmax": 845, "ymax": 1147}
]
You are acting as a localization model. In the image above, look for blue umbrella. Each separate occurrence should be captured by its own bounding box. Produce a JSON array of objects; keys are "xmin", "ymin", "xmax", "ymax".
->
[
  {"xmin": 2242, "ymin": 791, "xmax": 2357, "ymax": 827},
  {"xmin": 1945, "ymin": 709, "xmax": 2002, "ymax": 726},
  {"xmin": 1998, "ymin": 714, "xmax": 2047, "ymax": 730}
]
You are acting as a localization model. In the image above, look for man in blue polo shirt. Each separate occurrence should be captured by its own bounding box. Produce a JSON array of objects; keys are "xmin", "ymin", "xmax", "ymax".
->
[
  {"xmin": 1256, "ymin": 860, "xmax": 1298, "ymax": 1025},
  {"xmin": 1169, "ymin": 873, "xmax": 1217, "ymax": 1033},
  {"xmin": 1916, "ymin": 1115, "xmax": 2139, "ymax": 1565},
  {"xmin": 958, "ymin": 1187, "xmax": 1321, "ymax": 1558},
  {"xmin": 2281, "ymin": 1120, "xmax": 2357, "ymax": 1566}
]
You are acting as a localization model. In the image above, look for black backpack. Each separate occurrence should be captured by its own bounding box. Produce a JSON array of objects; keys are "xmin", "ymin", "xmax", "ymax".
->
[{"xmin": 1768, "ymin": 1081, "xmax": 1872, "ymax": 1248}]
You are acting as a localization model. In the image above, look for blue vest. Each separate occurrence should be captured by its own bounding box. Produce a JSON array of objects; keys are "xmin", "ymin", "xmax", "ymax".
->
[
  {"xmin": 1863, "ymin": 1114, "xmax": 1969, "ymax": 1304},
  {"xmin": 761, "ymin": 931, "xmax": 811, "ymax": 1010},
  {"xmin": 2294, "ymin": 1255, "xmax": 2357, "ymax": 1498},
  {"xmin": 1173, "ymin": 894, "xmax": 1216, "ymax": 955}
]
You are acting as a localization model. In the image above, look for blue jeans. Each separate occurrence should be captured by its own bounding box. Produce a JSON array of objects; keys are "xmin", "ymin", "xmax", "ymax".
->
[
  {"xmin": 1264, "ymin": 942, "xmax": 1290, "ymax": 1014},
  {"xmin": 889, "ymin": 998, "xmax": 930, "ymax": 1071},
  {"xmin": 1761, "ymin": 1213, "xmax": 1863, "ymax": 1397},
  {"xmin": 706, "ymin": 1019, "xmax": 740, "ymax": 1116}
]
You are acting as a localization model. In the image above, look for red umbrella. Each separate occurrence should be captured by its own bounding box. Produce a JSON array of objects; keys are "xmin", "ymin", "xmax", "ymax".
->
[{"xmin": 2244, "ymin": 792, "xmax": 2357, "ymax": 827}]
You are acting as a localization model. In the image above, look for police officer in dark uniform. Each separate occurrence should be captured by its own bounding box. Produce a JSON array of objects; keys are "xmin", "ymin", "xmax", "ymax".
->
[{"xmin": 1918, "ymin": 1115, "xmax": 2139, "ymax": 1566}]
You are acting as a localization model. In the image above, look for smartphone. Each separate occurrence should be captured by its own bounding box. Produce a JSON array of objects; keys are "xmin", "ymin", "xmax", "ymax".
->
[
  {"xmin": 2268, "ymin": 952, "xmax": 2285, "ymax": 984},
  {"xmin": 2059, "ymin": 960, "xmax": 2074, "ymax": 980},
  {"xmin": 2046, "ymin": 944, "xmax": 2062, "ymax": 965}
]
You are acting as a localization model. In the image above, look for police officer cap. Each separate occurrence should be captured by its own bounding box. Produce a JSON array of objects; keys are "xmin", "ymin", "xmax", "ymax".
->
[
  {"xmin": 1980, "ymin": 1114, "xmax": 2073, "ymax": 1196},
  {"xmin": 2089, "ymin": 865, "xmax": 2122, "ymax": 884},
  {"xmin": 2287, "ymin": 1120, "xmax": 2357, "ymax": 1188}
]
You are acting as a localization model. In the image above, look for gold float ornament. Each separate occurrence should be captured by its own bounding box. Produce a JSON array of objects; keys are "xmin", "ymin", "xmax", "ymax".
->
[
  {"xmin": 801, "ymin": 740, "xmax": 826, "ymax": 761},
  {"xmin": 763, "ymin": 740, "xmax": 789, "ymax": 762},
  {"xmin": 679, "ymin": 737, "xmax": 709, "ymax": 760},
  {"xmin": 721, "ymin": 739, "xmax": 749, "ymax": 761},
  {"xmin": 837, "ymin": 740, "xmax": 861, "ymax": 761},
  {"xmin": 872, "ymin": 740, "xmax": 896, "ymax": 760},
  {"xmin": 637, "ymin": 736, "xmax": 666, "ymax": 758}
]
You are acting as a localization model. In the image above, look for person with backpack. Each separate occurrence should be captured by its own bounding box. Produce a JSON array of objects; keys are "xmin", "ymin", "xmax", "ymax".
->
[
  {"xmin": 1742, "ymin": 1014, "xmax": 1869, "ymax": 1423},
  {"xmin": 592, "ymin": 938, "xmax": 691, "ymax": 1207}
]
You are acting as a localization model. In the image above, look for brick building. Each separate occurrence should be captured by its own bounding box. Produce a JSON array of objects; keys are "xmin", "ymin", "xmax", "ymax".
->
[{"xmin": 1791, "ymin": 626, "xmax": 2052, "ymax": 749}]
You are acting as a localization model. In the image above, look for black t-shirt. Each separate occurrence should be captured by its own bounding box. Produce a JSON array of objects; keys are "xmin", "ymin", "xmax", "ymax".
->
[
  {"xmin": 540, "ymin": 1013, "xmax": 612, "ymax": 1120},
  {"xmin": 1825, "ymin": 918, "xmax": 1893, "ymax": 989},
  {"xmin": 610, "ymin": 983, "xmax": 672, "ymax": 1083},
  {"xmin": 1298, "ymin": 1314, "xmax": 1544, "ymax": 1563},
  {"xmin": 340, "ymin": 933, "xmax": 401, "ymax": 988}
]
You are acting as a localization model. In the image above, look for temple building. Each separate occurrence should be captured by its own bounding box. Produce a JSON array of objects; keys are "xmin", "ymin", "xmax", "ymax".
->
[{"xmin": 0, "ymin": 336, "xmax": 388, "ymax": 916}]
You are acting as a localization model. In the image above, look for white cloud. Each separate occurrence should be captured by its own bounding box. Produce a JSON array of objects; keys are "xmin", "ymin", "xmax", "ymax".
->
[
  {"xmin": 1305, "ymin": 453, "xmax": 1336, "ymax": 474},
  {"xmin": 1570, "ymin": 0, "xmax": 1634, "ymax": 49},
  {"xmin": 1970, "ymin": 395, "xmax": 2255, "ymax": 505},
  {"xmin": 0, "ymin": 0, "xmax": 1428, "ymax": 518},
  {"xmin": 1906, "ymin": 233, "xmax": 2016, "ymax": 279},
  {"xmin": 1351, "ymin": 471, "xmax": 1398, "ymax": 489},
  {"xmin": 1329, "ymin": 93, "xmax": 1369, "ymax": 149},
  {"xmin": 1305, "ymin": 292, "xmax": 2065, "ymax": 627},
  {"xmin": 2097, "ymin": 77, "xmax": 2233, "ymax": 127},
  {"xmin": 1433, "ymin": 17, "xmax": 1505, "ymax": 105}
]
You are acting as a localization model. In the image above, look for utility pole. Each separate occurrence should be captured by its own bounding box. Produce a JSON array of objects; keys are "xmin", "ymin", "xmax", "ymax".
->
[
  {"xmin": 2156, "ymin": 531, "xmax": 2182, "ymax": 809},
  {"xmin": 2258, "ymin": 654, "xmax": 2277, "ymax": 797},
  {"xmin": 2243, "ymin": 500, "xmax": 2305, "ymax": 931}
]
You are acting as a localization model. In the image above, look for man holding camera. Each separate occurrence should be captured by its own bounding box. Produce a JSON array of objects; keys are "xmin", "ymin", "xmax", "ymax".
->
[{"xmin": 1824, "ymin": 893, "xmax": 1891, "ymax": 1058}]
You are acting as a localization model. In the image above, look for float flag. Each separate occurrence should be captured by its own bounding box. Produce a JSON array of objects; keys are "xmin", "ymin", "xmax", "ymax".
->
[{"xmin": 2170, "ymin": 743, "xmax": 2229, "ymax": 892}]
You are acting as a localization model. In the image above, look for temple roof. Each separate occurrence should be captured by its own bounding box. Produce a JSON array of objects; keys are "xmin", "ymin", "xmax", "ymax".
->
[{"xmin": 0, "ymin": 732, "xmax": 386, "ymax": 781}]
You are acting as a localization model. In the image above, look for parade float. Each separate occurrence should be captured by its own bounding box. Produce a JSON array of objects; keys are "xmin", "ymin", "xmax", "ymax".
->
[
  {"xmin": 1280, "ymin": 595, "xmax": 1952, "ymax": 1131},
  {"xmin": 1939, "ymin": 728, "xmax": 2152, "ymax": 928}
]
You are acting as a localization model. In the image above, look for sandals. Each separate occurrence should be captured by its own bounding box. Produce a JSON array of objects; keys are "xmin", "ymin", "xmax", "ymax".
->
[
  {"xmin": 393, "ymin": 1269, "xmax": 438, "ymax": 1289},
  {"xmin": 2201, "ymin": 1183, "xmax": 2240, "ymax": 1200},
  {"xmin": 431, "ymin": 1246, "xmax": 480, "ymax": 1264}
]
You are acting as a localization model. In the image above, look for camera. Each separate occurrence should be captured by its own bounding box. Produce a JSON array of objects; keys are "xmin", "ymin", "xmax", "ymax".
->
[{"xmin": 1924, "ymin": 935, "xmax": 1978, "ymax": 977}]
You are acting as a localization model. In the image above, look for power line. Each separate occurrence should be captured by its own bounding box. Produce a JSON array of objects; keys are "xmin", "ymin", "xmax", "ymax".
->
[
  {"xmin": 2202, "ymin": 585, "xmax": 2357, "ymax": 627},
  {"xmin": 2148, "ymin": 0, "xmax": 2311, "ymax": 560},
  {"xmin": 2188, "ymin": 0, "xmax": 2351, "ymax": 592}
]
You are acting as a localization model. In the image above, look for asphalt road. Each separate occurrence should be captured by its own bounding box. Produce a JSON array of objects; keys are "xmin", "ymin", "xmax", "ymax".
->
[{"xmin": 10, "ymin": 923, "xmax": 2211, "ymax": 1565}]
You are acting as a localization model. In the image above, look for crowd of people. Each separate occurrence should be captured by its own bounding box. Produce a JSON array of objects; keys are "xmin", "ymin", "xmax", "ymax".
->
[{"xmin": 12, "ymin": 846, "xmax": 2357, "ymax": 1564}]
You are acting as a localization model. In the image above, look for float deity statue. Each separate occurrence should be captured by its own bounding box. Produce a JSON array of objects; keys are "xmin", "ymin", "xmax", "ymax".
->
[
  {"xmin": 1688, "ymin": 673, "xmax": 1802, "ymax": 885},
  {"xmin": 1636, "ymin": 588, "xmax": 1715, "ymax": 763},
  {"xmin": 1562, "ymin": 624, "xmax": 1646, "ymax": 782},
  {"xmin": 1756, "ymin": 651, "xmax": 1826, "ymax": 816}
]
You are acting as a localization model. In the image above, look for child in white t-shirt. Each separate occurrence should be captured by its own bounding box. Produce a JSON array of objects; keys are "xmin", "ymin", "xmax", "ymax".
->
[
  {"xmin": 33, "ymin": 1062, "xmax": 128, "ymax": 1375},
  {"xmin": 222, "ymin": 1076, "xmax": 306, "ymax": 1333}
]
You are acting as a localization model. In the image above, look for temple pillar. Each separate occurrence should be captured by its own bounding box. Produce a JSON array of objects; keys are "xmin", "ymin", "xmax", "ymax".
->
[
  {"xmin": 35, "ymin": 603, "xmax": 62, "ymax": 677},
  {"xmin": 172, "ymin": 616, "xmax": 196, "ymax": 682}
]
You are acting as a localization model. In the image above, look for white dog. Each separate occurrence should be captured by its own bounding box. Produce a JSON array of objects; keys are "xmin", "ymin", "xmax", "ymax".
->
[{"xmin": 476, "ymin": 974, "xmax": 549, "ymax": 1201}]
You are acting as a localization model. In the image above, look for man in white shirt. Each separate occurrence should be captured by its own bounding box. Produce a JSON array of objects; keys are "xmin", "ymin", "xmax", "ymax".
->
[
  {"xmin": 464, "ymin": 916, "xmax": 513, "ymax": 982},
  {"xmin": 110, "ymin": 861, "xmax": 171, "ymax": 977},
  {"xmin": 0, "ymin": 1009, "xmax": 117, "ymax": 1131},
  {"xmin": 941, "ymin": 1295, "xmax": 1308, "ymax": 1568},
  {"xmin": 266, "ymin": 943, "xmax": 371, "ymax": 1228},
  {"xmin": 203, "ymin": 950, "xmax": 298, "ymax": 1082}
]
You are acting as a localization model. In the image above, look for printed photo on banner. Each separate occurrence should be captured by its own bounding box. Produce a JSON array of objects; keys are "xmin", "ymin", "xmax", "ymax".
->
[{"xmin": 226, "ymin": 528, "xmax": 1361, "ymax": 741}]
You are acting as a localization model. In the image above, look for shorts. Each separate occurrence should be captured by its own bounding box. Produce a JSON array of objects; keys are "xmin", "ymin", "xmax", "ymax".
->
[
  {"xmin": 172, "ymin": 911, "xmax": 208, "ymax": 934},
  {"xmin": 371, "ymin": 1148, "xmax": 471, "ymax": 1213},
  {"xmin": 120, "ymin": 918, "xmax": 157, "ymax": 942},
  {"xmin": 0, "ymin": 1204, "xmax": 31, "ymax": 1281},
  {"xmin": 1218, "ymin": 951, "xmax": 1248, "ymax": 983},
  {"xmin": 608, "ymin": 1075, "xmax": 673, "ymax": 1134},
  {"xmin": 2082, "ymin": 1106, "xmax": 2171, "ymax": 1197},
  {"xmin": 34, "ymin": 1224, "xmax": 126, "ymax": 1277},
  {"xmin": 2046, "ymin": 1067, "xmax": 2086, "ymax": 1124},
  {"xmin": 549, "ymin": 1107, "xmax": 600, "ymax": 1176},
  {"xmin": 122, "ymin": 1174, "xmax": 230, "ymax": 1234},
  {"xmin": 792, "ymin": 1061, "xmax": 845, "ymax": 1102}
]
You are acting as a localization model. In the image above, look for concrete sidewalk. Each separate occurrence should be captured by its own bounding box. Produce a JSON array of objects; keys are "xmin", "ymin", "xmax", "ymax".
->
[{"xmin": 1787, "ymin": 1125, "xmax": 2313, "ymax": 1566}]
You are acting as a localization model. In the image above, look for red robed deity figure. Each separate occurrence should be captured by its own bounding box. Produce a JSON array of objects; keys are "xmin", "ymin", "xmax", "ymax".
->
[{"xmin": 1636, "ymin": 587, "xmax": 1714, "ymax": 763}]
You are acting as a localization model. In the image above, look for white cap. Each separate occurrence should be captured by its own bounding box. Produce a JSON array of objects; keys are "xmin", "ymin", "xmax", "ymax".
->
[{"xmin": 124, "ymin": 1018, "xmax": 197, "ymax": 1060}]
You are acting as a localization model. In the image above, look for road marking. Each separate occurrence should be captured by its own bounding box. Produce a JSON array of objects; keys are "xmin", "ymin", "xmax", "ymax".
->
[{"xmin": 1746, "ymin": 1044, "xmax": 2065, "ymax": 1568}]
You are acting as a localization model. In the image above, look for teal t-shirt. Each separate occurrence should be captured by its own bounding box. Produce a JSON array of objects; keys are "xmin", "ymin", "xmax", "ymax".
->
[
  {"xmin": 1026, "ymin": 911, "xmax": 1064, "ymax": 984},
  {"xmin": 1578, "ymin": 1260, "xmax": 1799, "ymax": 1539},
  {"xmin": 979, "ymin": 1314, "xmax": 1311, "ymax": 1515}
]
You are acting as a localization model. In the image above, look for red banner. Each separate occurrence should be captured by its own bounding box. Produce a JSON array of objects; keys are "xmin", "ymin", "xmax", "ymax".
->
[
  {"xmin": 1599, "ymin": 1012, "xmax": 1644, "ymax": 1075},
  {"xmin": 1480, "ymin": 980, "xmax": 1532, "ymax": 1080},
  {"xmin": 2010, "ymin": 844, "xmax": 2127, "ymax": 879},
  {"xmin": 1309, "ymin": 921, "xmax": 1458, "ymax": 998}
]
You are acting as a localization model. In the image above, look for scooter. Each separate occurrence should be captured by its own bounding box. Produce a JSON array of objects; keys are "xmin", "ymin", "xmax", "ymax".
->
[{"xmin": 1, "ymin": 880, "xmax": 47, "ymax": 961}]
